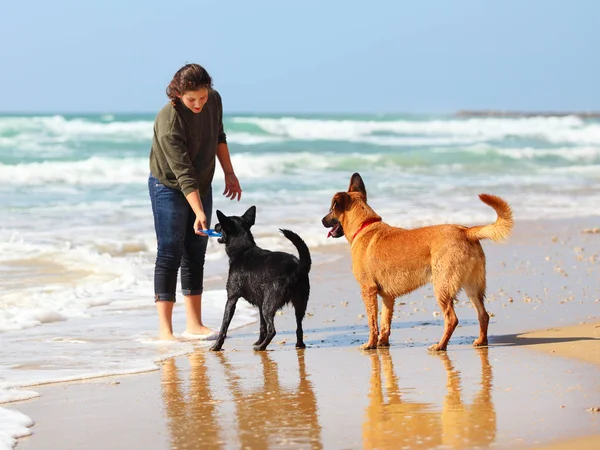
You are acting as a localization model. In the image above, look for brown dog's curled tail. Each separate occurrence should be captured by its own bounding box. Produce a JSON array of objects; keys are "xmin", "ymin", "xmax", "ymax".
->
[{"xmin": 465, "ymin": 194, "xmax": 514, "ymax": 242}]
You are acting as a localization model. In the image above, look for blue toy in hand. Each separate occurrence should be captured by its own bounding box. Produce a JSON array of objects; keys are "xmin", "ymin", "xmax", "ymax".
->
[{"xmin": 200, "ymin": 229, "xmax": 222, "ymax": 237}]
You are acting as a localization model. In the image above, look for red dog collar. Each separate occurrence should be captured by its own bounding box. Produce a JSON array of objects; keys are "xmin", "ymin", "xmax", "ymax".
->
[{"xmin": 352, "ymin": 218, "xmax": 381, "ymax": 240}]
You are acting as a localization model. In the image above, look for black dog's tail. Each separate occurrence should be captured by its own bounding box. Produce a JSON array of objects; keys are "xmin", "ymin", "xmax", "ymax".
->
[{"xmin": 280, "ymin": 229, "xmax": 312, "ymax": 273}]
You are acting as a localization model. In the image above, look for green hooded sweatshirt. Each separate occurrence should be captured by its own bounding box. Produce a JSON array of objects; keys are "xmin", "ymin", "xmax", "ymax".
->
[{"xmin": 149, "ymin": 89, "xmax": 227, "ymax": 197}]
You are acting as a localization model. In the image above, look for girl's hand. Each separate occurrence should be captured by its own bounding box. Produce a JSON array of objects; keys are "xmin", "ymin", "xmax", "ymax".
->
[
  {"xmin": 223, "ymin": 173, "xmax": 242, "ymax": 201},
  {"xmin": 194, "ymin": 211, "xmax": 209, "ymax": 235}
]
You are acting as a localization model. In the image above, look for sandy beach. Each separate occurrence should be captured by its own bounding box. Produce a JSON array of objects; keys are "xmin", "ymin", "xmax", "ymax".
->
[{"xmin": 4, "ymin": 215, "xmax": 600, "ymax": 449}]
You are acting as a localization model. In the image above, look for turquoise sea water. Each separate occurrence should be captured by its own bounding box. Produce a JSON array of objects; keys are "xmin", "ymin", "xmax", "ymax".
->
[{"xmin": 2, "ymin": 111, "xmax": 599, "ymax": 325}]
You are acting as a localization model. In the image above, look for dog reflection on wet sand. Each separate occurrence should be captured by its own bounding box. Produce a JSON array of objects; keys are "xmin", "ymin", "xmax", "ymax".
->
[
  {"xmin": 161, "ymin": 350, "xmax": 321, "ymax": 449},
  {"xmin": 363, "ymin": 348, "xmax": 496, "ymax": 449},
  {"xmin": 218, "ymin": 350, "xmax": 322, "ymax": 449}
]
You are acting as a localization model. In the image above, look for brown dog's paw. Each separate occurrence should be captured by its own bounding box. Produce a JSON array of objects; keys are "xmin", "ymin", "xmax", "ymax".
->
[
  {"xmin": 377, "ymin": 341, "xmax": 390, "ymax": 348},
  {"xmin": 428, "ymin": 343, "xmax": 447, "ymax": 352},
  {"xmin": 472, "ymin": 339, "xmax": 488, "ymax": 347},
  {"xmin": 360, "ymin": 342, "xmax": 378, "ymax": 351}
]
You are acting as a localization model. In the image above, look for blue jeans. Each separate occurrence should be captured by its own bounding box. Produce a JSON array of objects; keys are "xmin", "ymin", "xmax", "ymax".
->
[{"xmin": 148, "ymin": 174, "xmax": 212, "ymax": 302}]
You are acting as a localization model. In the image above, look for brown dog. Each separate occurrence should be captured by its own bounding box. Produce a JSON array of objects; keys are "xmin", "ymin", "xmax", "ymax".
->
[{"xmin": 321, "ymin": 173, "xmax": 513, "ymax": 351}]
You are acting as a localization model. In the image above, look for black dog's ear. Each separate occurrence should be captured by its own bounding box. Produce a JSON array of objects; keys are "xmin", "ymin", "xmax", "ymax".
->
[
  {"xmin": 241, "ymin": 206, "xmax": 256, "ymax": 226},
  {"xmin": 216, "ymin": 210, "xmax": 227, "ymax": 224},
  {"xmin": 348, "ymin": 172, "xmax": 367, "ymax": 199}
]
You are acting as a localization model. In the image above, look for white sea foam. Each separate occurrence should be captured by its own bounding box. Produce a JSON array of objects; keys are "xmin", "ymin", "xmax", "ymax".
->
[
  {"xmin": 0, "ymin": 225, "xmax": 156, "ymax": 335},
  {"xmin": 0, "ymin": 407, "xmax": 34, "ymax": 450},
  {"xmin": 0, "ymin": 156, "xmax": 149, "ymax": 186},
  {"xmin": 0, "ymin": 288, "xmax": 257, "ymax": 442}
]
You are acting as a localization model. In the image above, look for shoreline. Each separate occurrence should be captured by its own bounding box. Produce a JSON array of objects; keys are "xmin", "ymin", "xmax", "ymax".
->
[{"xmin": 3, "ymin": 214, "xmax": 600, "ymax": 449}]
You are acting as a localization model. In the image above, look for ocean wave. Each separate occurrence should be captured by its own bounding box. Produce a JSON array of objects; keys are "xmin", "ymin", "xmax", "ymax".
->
[
  {"xmin": 0, "ymin": 156, "xmax": 149, "ymax": 185},
  {"xmin": 445, "ymin": 144, "xmax": 600, "ymax": 163},
  {"xmin": 231, "ymin": 116, "xmax": 600, "ymax": 146},
  {"xmin": 539, "ymin": 164, "xmax": 600, "ymax": 175},
  {"xmin": 0, "ymin": 152, "xmax": 465, "ymax": 186},
  {"xmin": 2, "ymin": 115, "xmax": 600, "ymax": 156},
  {"xmin": 0, "ymin": 117, "xmax": 282, "ymax": 150},
  {"xmin": 226, "ymin": 132, "xmax": 285, "ymax": 145},
  {"xmin": 2, "ymin": 143, "xmax": 600, "ymax": 187},
  {"xmin": 0, "ymin": 115, "xmax": 153, "ymax": 142}
]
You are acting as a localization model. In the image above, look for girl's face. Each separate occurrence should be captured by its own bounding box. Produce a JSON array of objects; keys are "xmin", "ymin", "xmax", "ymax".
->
[{"xmin": 178, "ymin": 87, "xmax": 209, "ymax": 113}]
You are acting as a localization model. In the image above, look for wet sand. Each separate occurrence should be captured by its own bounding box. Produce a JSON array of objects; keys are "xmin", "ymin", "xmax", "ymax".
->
[{"xmin": 8, "ymin": 216, "xmax": 600, "ymax": 449}]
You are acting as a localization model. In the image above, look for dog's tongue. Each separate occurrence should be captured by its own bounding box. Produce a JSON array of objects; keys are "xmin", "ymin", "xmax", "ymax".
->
[{"xmin": 327, "ymin": 223, "xmax": 339, "ymax": 238}]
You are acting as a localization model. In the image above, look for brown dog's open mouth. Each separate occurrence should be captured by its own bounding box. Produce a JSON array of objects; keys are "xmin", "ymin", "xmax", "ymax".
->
[{"xmin": 327, "ymin": 222, "xmax": 344, "ymax": 238}]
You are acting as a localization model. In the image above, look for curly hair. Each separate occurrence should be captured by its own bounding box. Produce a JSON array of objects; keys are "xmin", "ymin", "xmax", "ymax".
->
[{"xmin": 166, "ymin": 64, "xmax": 213, "ymax": 106}]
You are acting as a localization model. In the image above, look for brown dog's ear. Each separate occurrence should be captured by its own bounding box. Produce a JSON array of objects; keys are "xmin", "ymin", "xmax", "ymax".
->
[{"xmin": 348, "ymin": 172, "xmax": 367, "ymax": 199}]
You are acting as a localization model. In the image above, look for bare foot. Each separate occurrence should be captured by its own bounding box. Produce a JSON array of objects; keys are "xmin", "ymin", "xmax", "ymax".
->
[
  {"xmin": 158, "ymin": 330, "xmax": 178, "ymax": 341},
  {"xmin": 184, "ymin": 325, "xmax": 216, "ymax": 335}
]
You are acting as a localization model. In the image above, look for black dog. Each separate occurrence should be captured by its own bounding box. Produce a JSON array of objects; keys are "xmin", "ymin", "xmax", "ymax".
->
[{"xmin": 209, "ymin": 206, "xmax": 311, "ymax": 351}]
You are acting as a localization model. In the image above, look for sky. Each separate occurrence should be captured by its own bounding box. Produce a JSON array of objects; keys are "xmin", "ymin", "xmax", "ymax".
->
[{"xmin": 1, "ymin": 0, "xmax": 599, "ymax": 114}]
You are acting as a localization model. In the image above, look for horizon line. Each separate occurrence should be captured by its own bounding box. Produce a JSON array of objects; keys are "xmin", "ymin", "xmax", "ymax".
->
[{"xmin": 1, "ymin": 109, "xmax": 599, "ymax": 117}]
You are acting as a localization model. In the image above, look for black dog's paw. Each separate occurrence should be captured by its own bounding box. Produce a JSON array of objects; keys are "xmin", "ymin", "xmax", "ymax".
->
[
  {"xmin": 295, "ymin": 342, "xmax": 306, "ymax": 349},
  {"xmin": 209, "ymin": 344, "xmax": 223, "ymax": 352},
  {"xmin": 253, "ymin": 344, "xmax": 268, "ymax": 352}
]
